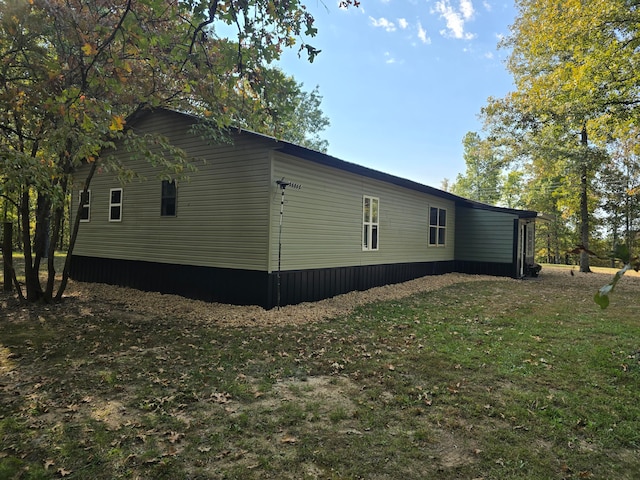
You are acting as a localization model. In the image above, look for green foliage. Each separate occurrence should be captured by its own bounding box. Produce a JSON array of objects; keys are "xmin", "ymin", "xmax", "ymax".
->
[
  {"xmin": 0, "ymin": 0, "xmax": 337, "ymax": 302},
  {"xmin": 451, "ymin": 132, "xmax": 502, "ymax": 205},
  {"xmin": 479, "ymin": 0, "xmax": 640, "ymax": 271},
  {"xmin": 597, "ymin": 123, "xmax": 640, "ymax": 256},
  {"xmin": 235, "ymin": 68, "xmax": 330, "ymax": 152}
]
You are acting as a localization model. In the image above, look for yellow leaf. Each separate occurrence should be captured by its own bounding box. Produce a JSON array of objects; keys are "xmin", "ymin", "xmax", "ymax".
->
[
  {"xmin": 81, "ymin": 43, "xmax": 97, "ymax": 56},
  {"xmin": 109, "ymin": 115, "xmax": 125, "ymax": 132}
]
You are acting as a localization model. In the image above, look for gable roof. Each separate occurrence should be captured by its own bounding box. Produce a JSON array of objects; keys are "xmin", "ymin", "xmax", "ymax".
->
[{"xmin": 134, "ymin": 108, "xmax": 538, "ymax": 219}]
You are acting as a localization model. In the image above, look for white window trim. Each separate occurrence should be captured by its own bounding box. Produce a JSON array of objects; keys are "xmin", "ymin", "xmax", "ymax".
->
[
  {"xmin": 109, "ymin": 188, "xmax": 123, "ymax": 222},
  {"xmin": 428, "ymin": 206, "xmax": 447, "ymax": 247},
  {"xmin": 79, "ymin": 190, "xmax": 91, "ymax": 223},
  {"xmin": 362, "ymin": 195, "xmax": 379, "ymax": 251}
]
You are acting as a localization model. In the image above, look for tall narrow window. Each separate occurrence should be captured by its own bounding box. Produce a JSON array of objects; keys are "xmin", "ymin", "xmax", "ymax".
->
[
  {"xmin": 161, "ymin": 180, "xmax": 176, "ymax": 216},
  {"xmin": 429, "ymin": 207, "xmax": 446, "ymax": 246},
  {"xmin": 79, "ymin": 190, "xmax": 91, "ymax": 222},
  {"xmin": 109, "ymin": 188, "xmax": 123, "ymax": 222},
  {"xmin": 363, "ymin": 195, "xmax": 379, "ymax": 251}
]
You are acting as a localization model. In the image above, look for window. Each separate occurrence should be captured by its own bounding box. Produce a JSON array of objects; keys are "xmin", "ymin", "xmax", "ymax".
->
[
  {"xmin": 79, "ymin": 190, "xmax": 91, "ymax": 222},
  {"xmin": 161, "ymin": 180, "xmax": 176, "ymax": 216},
  {"xmin": 362, "ymin": 196, "xmax": 379, "ymax": 251},
  {"xmin": 429, "ymin": 207, "xmax": 446, "ymax": 246},
  {"xmin": 109, "ymin": 188, "xmax": 123, "ymax": 222}
]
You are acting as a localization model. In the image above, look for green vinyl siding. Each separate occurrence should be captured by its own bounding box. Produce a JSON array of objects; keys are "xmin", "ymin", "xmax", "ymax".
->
[
  {"xmin": 454, "ymin": 207, "xmax": 516, "ymax": 263},
  {"xmin": 268, "ymin": 152, "xmax": 456, "ymax": 272},
  {"xmin": 72, "ymin": 111, "xmax": 272, "ymax": 271}
]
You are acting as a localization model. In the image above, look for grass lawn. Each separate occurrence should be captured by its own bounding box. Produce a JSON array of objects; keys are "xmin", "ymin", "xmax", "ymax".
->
[{"xmin": 1, "ymin": 265, "xmax": 640, "ymax": 479}]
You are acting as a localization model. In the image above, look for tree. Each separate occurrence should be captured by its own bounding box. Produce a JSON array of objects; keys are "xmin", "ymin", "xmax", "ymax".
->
[
  {"xmin": 500, "ymin": 170, "xmax": 525, "ymax": 209},
  {"xmin": 451, "ymin": 132, "xmax": 502, "ymax": 205},
  {"xmin": 597, "ymin": 125, "xmax": 640, "ymax": 259},
  {"xmin": 236, "ymin": 67, "xmax": 330, "ymax": 152},
  {"xmin": 0, "ymin": 0, "xmax": 350, "ymax": 303},
  {"xmin": 482, "ymin": 0, "xmax": 640, "ymax": 272}
]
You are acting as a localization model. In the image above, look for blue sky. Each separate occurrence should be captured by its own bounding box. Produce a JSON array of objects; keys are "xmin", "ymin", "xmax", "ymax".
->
[{"xmin": 275, "ymin": 0, "xmax": 517, "ymax": 188}]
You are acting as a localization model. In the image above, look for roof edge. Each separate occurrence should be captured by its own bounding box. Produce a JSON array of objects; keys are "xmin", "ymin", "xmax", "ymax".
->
[{"xmin": 135, "ymin": 108, "xmax": 539, "ymax": 218}]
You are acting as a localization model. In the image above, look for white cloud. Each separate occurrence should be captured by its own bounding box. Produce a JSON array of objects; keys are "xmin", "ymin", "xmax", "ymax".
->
[
  {"xmin": 398, "ymin": 18, "xmax": 409, "ymax": 29},
  {"xmin": 434, "ymin": 0, "xmax": 476, "ymax": 40},
  {"xmin": 417, "ymin": 22, "xmax": 431, "ymax": 44},
  {"xmin": 483, "ymin": 0, "xmax": 492, "ymax": 11},
  {"xmin": 370, "ymin": 16, "xmax": 396, "ymax": 32},
  {"xmin": 384, "ymin": 52, "xmax": 396, "ymax": 64},
  {"xmin": 460, "ymin": 0, "xmax": 475, "ymax": 19}
]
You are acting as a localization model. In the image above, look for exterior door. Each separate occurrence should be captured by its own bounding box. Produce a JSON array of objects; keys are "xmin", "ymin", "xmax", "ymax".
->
[{"xmin": 517, "ymin": 220, "xmax": 536, "ymax": 277}]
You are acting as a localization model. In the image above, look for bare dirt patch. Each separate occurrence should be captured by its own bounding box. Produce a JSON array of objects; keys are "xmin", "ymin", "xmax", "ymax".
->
[
  {"xmin": 46, "ymin": 272, "xmax": 507, "ymax": 328},
  {"xmin": 4, "ymin": 264, "xmax": 637, "ymax": 328}
]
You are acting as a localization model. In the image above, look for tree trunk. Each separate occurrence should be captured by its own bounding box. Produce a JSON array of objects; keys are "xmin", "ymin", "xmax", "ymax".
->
[
  {"xmin": 56, "ymin": 161, "xmax": 98, "ymax": 301},
  {"xmin": 3, "ymin": 222, "xmax": 12, "ymax": 291},
  {"xmin": 43, "ymin": 176, "xmax": 69, "ymax": 302},
  {"xmin": 44, "ymin": 198, "xmax": 64, "ymax": 302},
  {"xmin": 20, "ymin": 189, "xmax": 44, "ymax": 301},
  {"xmin": 611, "ymin": 226, "xmax": 618, "ymax": 268},
  {"xmin": 579, "ymin": 126, "xmax": 591, "ymax": 273}
]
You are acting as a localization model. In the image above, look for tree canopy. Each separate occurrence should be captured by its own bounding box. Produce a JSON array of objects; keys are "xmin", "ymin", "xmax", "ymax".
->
[
  {"xmin": 477, "ymin": 0, "xmax": 640, "ymax": 272},
  {"xmin": 0, "ymin": 0, "xmax": 345, "ymax": 302},
  {"xmin": 450, "ymin": 132, "xmax": 502, "ymax": 205}
]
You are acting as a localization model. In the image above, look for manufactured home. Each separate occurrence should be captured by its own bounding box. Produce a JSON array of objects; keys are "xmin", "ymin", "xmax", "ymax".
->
[{"xmin": 70, "ymin": 109, "xmax": 539, "ymax": 308}]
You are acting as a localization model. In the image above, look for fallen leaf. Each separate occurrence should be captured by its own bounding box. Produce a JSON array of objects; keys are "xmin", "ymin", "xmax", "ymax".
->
[
  {"xmin": 211, "ymin": 392, "xmax": 231, "ymax": 404},
  {"xmin": 198, "ymin": 446, "xmax": 212, "ymax": 453},
  {"xmin": 162, "ymin": 445, "xmax": 179, "ymax": 457},
  {"xmin": 215, "ymin": 450, "xmax": 232, "ymax": 460},
  {"xmin": 58, "ymin": 467, "xmax": 73, "ymax": 477},
  {"xmin": 44, "ymin": 459, "xmax": 55, "ymax": 470},
  {"xmin": 166, "ymin": 431, "xmax": 184, "ymax": 443},
  {"xmin": 280, "ymin": 436, "xmax": 297, "ymax": 444}
]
